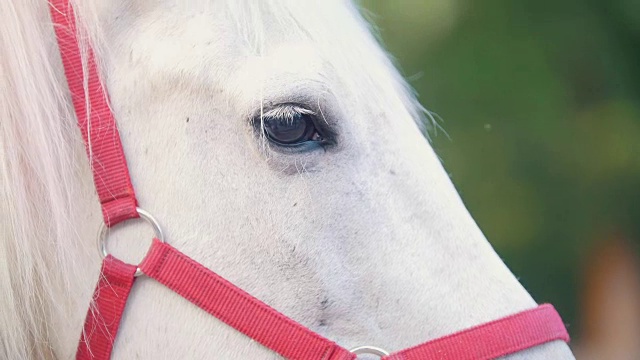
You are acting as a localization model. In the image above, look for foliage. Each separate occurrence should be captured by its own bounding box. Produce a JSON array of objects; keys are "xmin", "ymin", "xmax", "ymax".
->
[{"xmin": 362, "ymin": 0, "xmax": 640, "ymax": 336}]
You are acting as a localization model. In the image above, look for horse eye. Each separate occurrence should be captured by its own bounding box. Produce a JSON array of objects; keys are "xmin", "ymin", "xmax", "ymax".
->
[{"xmin": 262, "ymin": 113, "xmax": 321, "ymax": 145}]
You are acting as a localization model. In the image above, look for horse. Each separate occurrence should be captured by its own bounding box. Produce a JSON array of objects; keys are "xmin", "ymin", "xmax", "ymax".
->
[{"xmin": 0, "ymin": 0, "xmax": 575, "ymax": 359}]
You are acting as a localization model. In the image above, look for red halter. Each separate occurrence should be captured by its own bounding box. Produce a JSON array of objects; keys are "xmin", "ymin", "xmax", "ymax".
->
[{"xmin": 48, "ymin": 1, "xmax": 570, "ymax": 359}]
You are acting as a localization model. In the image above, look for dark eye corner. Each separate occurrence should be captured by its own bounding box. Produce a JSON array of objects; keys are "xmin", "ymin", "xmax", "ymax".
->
[{"xmin": 251, "ymin": 103, "xmax": 335, "ymax": 149}]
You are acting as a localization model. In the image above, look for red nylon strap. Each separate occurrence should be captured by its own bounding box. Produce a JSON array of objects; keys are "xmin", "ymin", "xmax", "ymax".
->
[
  {"xmin": 139, "ymin": 238, "xmax": 356, "ymax": 360},
  {"xmin": 76, "ymin": 256, "xmax": 137, "ymax": 360},
  {"xmin": 383, "ymin": 303, "xmax": 569, "ymax": 360},
  {"xmin": 139, "ymin": 238, "xmax": 569, "ymax": 359},
  {"xmin": 49, "ymin": 0, "xmax": 138, "ymax": 227}
]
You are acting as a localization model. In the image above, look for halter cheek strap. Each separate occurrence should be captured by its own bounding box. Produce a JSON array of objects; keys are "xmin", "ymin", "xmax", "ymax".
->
[
  {"xmin": 48, "ymin": 1, "xmax": 570, "ymax": 359},
  {"xmin": 50, "ymin": 0, "xmax": 137, "ymax": 227}
]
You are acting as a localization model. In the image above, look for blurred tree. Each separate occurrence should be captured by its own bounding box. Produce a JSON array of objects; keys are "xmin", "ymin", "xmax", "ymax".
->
[{"xmin": 361, "ymin": 0, "xmax": 640, "ymax": 340}]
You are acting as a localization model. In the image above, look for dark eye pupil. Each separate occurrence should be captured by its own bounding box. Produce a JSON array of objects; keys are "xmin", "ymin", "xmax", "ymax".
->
[{"xmin": 263, "ymin": 114, "xmax": 315, "ymax": 145}]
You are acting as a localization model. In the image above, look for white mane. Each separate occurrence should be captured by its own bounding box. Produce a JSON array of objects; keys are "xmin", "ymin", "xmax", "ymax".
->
[
  {"xmin": 0, "ymin": 1, "xmax": 429, "ymax": 358},
  {"xmin": 1, "ymin": 1, "xmax": 84, "ymax": 358}
]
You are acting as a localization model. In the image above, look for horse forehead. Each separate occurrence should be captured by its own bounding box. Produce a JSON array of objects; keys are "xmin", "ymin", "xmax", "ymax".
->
[
  {"xmin": 110, "ymin": 8, "xmax": 325, "ymax": 108},
  {"xmin": 228, "ymin": 43, "xmax": 327, "ymax": 111}
]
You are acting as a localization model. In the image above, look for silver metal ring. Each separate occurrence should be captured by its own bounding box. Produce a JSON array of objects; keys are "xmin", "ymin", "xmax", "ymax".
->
[
  {"xmin": 350, "ymin": 345, "xmax": 389, "ymax": 358},
  {"xmin": 97, "ymin": 207, "xmax": 164, "ymax": 277}
]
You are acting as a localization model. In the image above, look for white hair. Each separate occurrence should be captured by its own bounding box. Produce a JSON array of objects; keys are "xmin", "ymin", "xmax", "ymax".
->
[
  {"xmin": 1, "ymin": 1, "xmax": 72, "ymax": 358},
  {"xmin": 0, "ymin": 1, "xmax": 430, "ymax": 358}
]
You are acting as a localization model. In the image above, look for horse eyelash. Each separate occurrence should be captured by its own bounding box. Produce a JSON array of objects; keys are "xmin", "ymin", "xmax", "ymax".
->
[{"xmin": 260, "ymin": 104, "xmax": 316, "ymax": 122}]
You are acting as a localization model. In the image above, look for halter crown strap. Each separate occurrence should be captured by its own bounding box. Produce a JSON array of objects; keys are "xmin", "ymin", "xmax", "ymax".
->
[{"xmin": 50, "ymin": 0, "xmax": 137, "ymax": 227}]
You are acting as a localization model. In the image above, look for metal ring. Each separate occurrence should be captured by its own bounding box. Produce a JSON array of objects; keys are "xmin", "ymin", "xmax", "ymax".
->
[
  {"xmin": 97, "ymin": 207, "xmax": 164, "ymax": 277},
  {"xmin": 350, "ymin": 346, "xmax": 389, "ymax": 358}
]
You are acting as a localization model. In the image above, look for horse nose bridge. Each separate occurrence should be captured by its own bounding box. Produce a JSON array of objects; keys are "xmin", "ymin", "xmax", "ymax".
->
[
  {"xmin": 328, "ymin": 175, "xmax": 426, "ymax": 242},
  {"xmin": 343, "ymin": 157, "xmax": 446, "ymax": 241}
]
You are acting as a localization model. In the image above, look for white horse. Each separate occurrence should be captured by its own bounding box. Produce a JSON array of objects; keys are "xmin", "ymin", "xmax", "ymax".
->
[{"xmin": 0, "ymin": 0, "xmax": 575, "ymax": 359}]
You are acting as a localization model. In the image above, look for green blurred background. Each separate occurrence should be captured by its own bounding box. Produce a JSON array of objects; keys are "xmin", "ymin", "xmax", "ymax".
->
[{"xmin": 362, "ymin": 0, "xmax": 640, "ymax": 346}]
